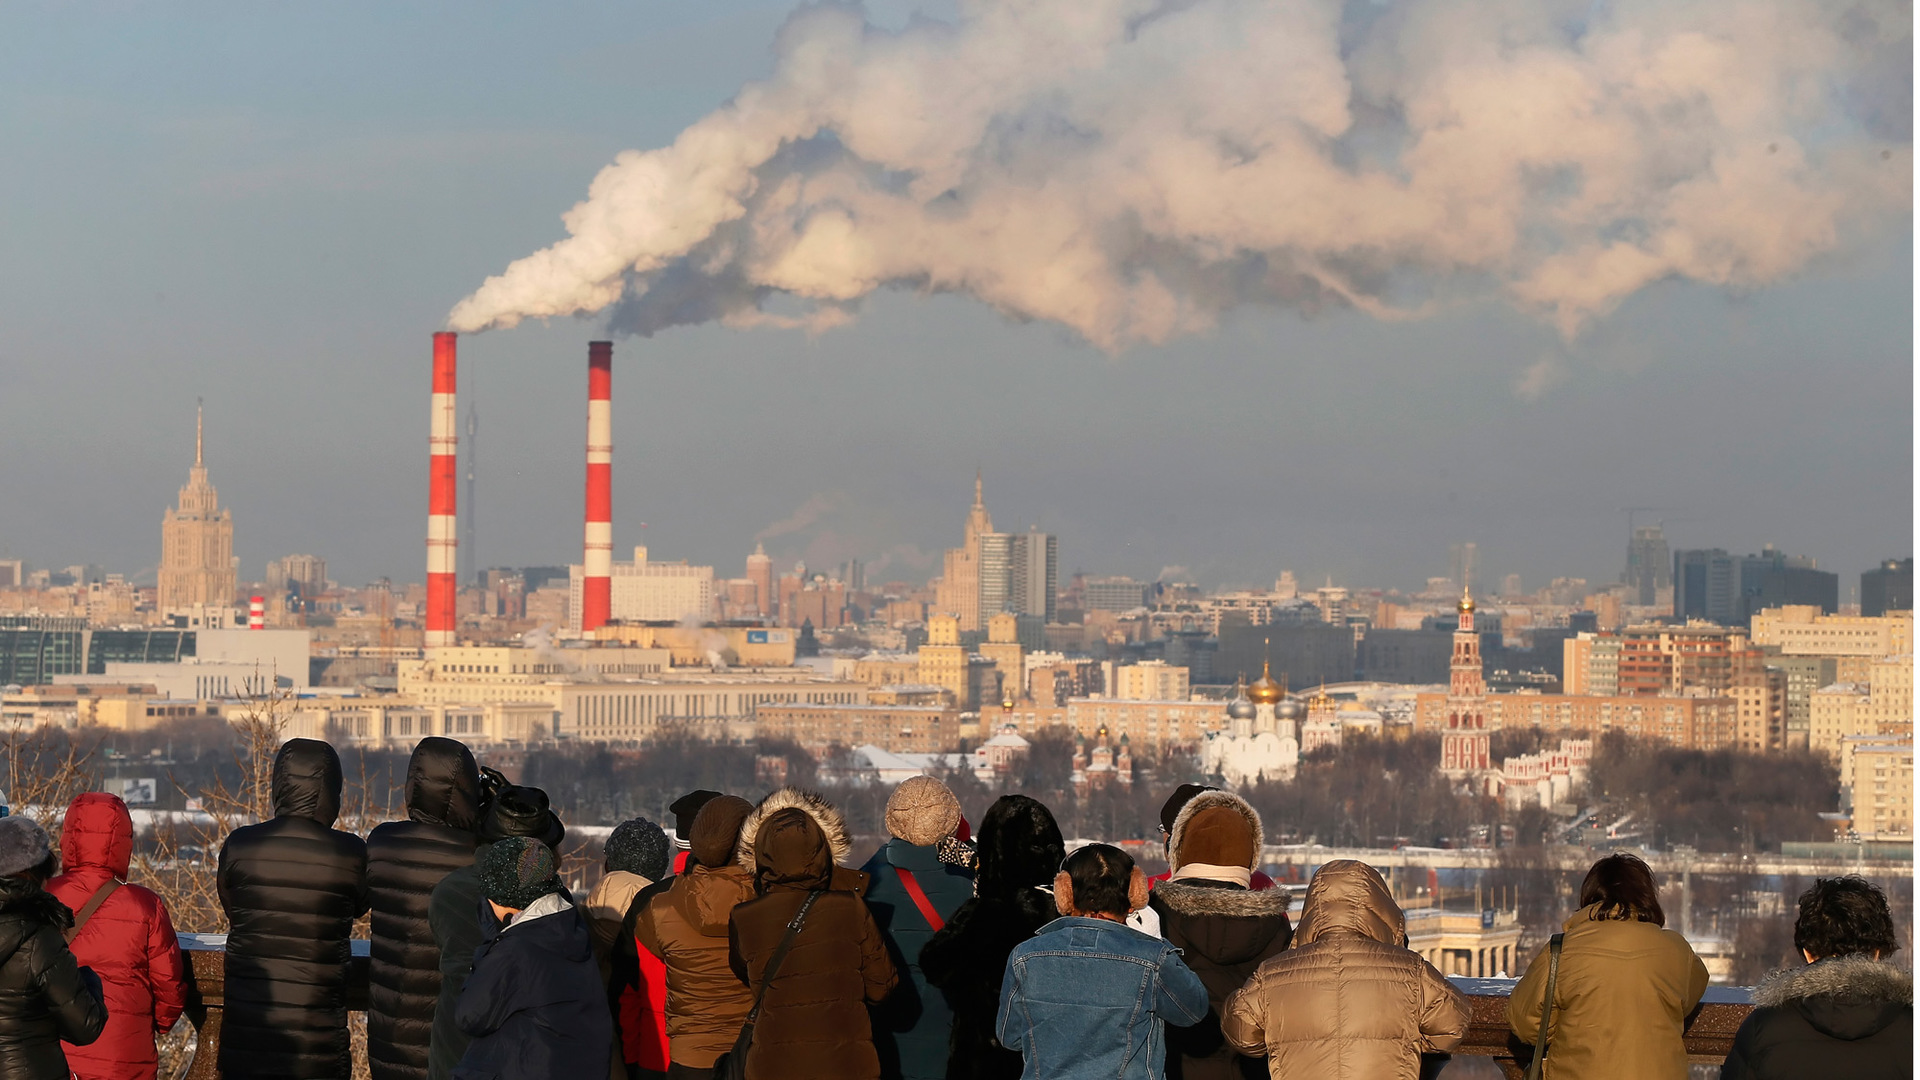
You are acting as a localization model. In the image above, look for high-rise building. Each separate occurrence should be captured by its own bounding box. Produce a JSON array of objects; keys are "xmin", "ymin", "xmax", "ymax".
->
[
  {"xmin": 1674, "ymin": 547, "xmax": 1838, "ymax": 625},
  {"xmin": 1083, "ymin": 576, "xmax": 1149, "ymax": 612},
  {"xmin": 568, "ymin": 546, "xmax": 714, "ymax": 629},
  {"xmin": 158, "ymin": 404, "xmax": 237, "ymax": 614},
  {"xmin": 935, "ymin": 473, "xmax": 994, "ymax": 632},
  {"xmin": 267, "ymin": 554, "xmax": 328, "ymax": 598},
  {"xmin": 1623, "ymin": 525, "xmax": 1671, "ymax": 607},
  {"xmin": 1009, "ymin": 530, "xmax": 1058, "ymax": 623},
  {"xmin": 746, "ymin": 544, "xmax": 774, "ymax": 617},
  {"xmin": 1861, "ymin": 558, "xmax": 1912, "ymax": 617},
  {"xmin": 977, "ymin": 532, "xmax": 1012, "ymax": 623},
  {"xmin": 1449, "ymin": 542, "xmax": 1478, "ymax": 593}
]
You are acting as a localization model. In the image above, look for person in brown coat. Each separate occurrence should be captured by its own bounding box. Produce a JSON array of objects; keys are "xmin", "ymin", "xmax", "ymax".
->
[
  {"xmin": 1222, "ymin": 859, "xmax": 1467, "ymax": 1080},
  {"xmin": 633, "ymin": 795, "xmax": 757, "ymax": 1080},
  {"xmin": 728, "ymin": 788, "xmax": 898, "ymax": 1080},
  {"xmin": 1507, "ymin": 853, "xmax": 1708, "ymax": 1080},
  {"xmin": 1148, "ymin": 790, "xmax": 1292, "ymax": 1080}
]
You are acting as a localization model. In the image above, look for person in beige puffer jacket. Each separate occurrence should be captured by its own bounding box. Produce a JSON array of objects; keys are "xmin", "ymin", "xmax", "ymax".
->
[{"xmin": 1222, "ymin": 859, "xmax": 1467, "ymax": 1080}]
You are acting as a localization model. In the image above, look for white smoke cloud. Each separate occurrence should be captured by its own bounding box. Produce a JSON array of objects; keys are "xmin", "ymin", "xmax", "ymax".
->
[{"xmin": 449, "ymin": 0, "xmax": 1910, "ymax": 349}]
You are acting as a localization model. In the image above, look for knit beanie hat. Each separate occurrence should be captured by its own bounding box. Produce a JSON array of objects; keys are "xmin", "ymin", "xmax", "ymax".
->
[
  {"xmin": 688, "ymin": 795, "xmax": 754, "ymax": 867},
  {"xmin": 885, "ymin": 776, "xmax": 962, "ymax": 847},
  {"xmin": 0, "ymin": 817, "xmax": 50, "ymax": 878},
  {"xmin": 669, "ymin": 790, "xmax": 724, "ymax": 849},
  {"xmin": 479, "ymin": 835, "xmax": 560, "ymax": 911},
  {"xmin": 605, "ymin": 817, "xmax": 670, "ymax": 880},
  {"xmin": 1160, "ymin": 783, "xmax": 1217, "ymax": 836},
  {"xmin": 1176, "ymin": 804, "xmax": 1257, "ymax": 870}
]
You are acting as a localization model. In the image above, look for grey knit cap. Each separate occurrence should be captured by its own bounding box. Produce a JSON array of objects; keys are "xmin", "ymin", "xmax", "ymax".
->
[
  {"xmin": 0, "ymin": 817, "xmax": 52, "ymax": 878},
  {"xmin": 478, "ymin": 836, "xmax": 560, "ymax": 911},
  {"xmin": 604, "ymin": 817, "xmax": 670, "ymax": 880}
]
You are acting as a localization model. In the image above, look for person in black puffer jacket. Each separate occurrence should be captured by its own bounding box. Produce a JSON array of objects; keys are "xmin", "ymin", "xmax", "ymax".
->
[
  {"xmin": 217, "ymin": 738, "xmax": 370, "ymax": 1080},
  {"xmin": 919, "ymin": 795, "xmax": 1065, "ymax": 1080},
  {"xmin": 0, "ymin": 815, "xmax": 107, "ymax": 1080},
  {"xmin": 367, "ymin": 737, "xmax": 485, "ymax": 1080},
  {"xmin": 1721, "ymin": 876, "xmax": 1912, "ymax": 1080},
  {"xmin": 1148, "ymin": 790, "xmax": 1291, "ymax": 1080},
  {"xmin": 427, "ymin": 785, "xmax": 564, "ymax": 1080}
]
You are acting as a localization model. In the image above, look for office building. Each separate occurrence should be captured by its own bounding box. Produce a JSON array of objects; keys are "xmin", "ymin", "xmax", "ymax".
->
[
  {"xmin": 158, "ymin": 405, "xmax": 237, "ymax": 614},
  {"xmin": 746, "ymin": 544, "xmax": 774, "ymax": 617},
  {"xmin": 935, "ymin": 474, "xmax": 994, "ymax": 632},
  {"xmin": 266, "ymin": 555, "xmax": 328, "ymax": 599},
  {"xmin": 1749, "ymin": 607, "xmax": 1913, "ymax": 658},
  {"xmin": 1839, "ymin": 736, "xmax": 1913, "ymax": 841},
  {"xmin": 1860, "ymin": 558, "xmax": 1913, "ymax": 618},
  {"xmin": 1083, "ymin": 576, "xmax": 1150, "ymax": 612},
  {"xmin": 568, "ymin": 546, "xmax": 714, "ymax": 630},
  {"xmin": 1674, "ymin": 547, "xmax": 1838, "ymax": 626}
]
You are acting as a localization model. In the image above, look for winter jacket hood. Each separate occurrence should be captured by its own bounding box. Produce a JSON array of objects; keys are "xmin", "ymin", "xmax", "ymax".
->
[
  {"xmin": 51, "ymin": 794, "xmax": 190, "ymax": 1080},
  {"xmin": 404, "ymin": 737, "xmax": 482, "ymax": 831},
  {"xmin": 1167, "ymin": 790, "xmax": 1264, "ymax": 876},
  {"xmin": 1752, "ymin": 955, "xmax": 1911, "ymax": 1041},
  {"xmin": 737, "ymin": 788, "xmax": 850, "ymax": 870},
  {"xmin": 1292, "ymin": 860, "xmax": 1400, "ymax": 948},
  {"xmin": 1152, "ymin": 880, "xmax": 1291, "ymax": 966},
  {"xmin": 58, "ymin": 793, "xmax": 132, "ymax": 880},
  {"xmin": 272, "ymin": 737, "xmax": 343, "ymax": 825},
  {"xmin": 687, "ymin": 795, "xmax": 753, "ymax": 867}
]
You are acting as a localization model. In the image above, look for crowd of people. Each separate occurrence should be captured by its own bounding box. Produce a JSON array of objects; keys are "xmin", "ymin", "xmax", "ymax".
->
[{"xmin": 0, "ymin": 733, "xmax": 1906, "ymax": 1079}]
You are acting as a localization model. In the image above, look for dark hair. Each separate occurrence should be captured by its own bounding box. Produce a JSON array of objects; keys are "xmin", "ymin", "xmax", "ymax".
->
[
  {"xmin": 1794, "ymin": 876, "xmax": 1900, "ymax": 961},
  {"xmin": 1578, "ymin": 853, "xmax": 1664, "ymax": 925},
  {"xmin": 1061, "ymin": 843, "xmax": 1134, "ymax": 918},
  {"xmin": 16, "ymin": 852, "xmax": 57, "ymax": 885}
]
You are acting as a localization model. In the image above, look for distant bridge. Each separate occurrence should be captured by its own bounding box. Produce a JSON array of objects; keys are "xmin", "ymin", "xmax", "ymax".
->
[{"xmin": 1261, "ymin": 845, "xmax": 1911, "ymax": 879}]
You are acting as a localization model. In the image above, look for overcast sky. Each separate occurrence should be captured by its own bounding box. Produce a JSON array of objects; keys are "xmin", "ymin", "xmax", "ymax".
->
[{"xmin": 0, "ymin": 1, "xmax": 1910, "ymax": 597}]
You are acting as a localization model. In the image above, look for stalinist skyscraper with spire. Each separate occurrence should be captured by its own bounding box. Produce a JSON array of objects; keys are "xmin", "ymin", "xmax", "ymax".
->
[
  {"xmin": 936, "ymin": 471, "xmax": 994, "ymax": 632},
  {"xmin": 158, "ymin": 403, "xmax": 236, "ymax": 613}
]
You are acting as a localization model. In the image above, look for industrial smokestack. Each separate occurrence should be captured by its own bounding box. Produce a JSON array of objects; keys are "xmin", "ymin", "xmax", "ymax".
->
[
  {"xmin": 427, "ymin": 332, "xmax": 459, "ymax": 648},
  {"xmin": 581, "ymin": 340, "xmax": 613, "ymax": 634},
  {"xmin": 248, "ymin": 596, "xmax": 265, "ymax": 630}
]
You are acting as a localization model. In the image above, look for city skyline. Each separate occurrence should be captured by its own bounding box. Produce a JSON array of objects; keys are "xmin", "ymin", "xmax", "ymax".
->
[{"xmin": 0, "ymin": 2, "xmax": 1909, "ymax": 592}]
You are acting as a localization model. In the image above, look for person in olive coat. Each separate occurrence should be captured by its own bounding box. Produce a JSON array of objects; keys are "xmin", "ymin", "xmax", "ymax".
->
[
  {"xmin": 367, "ymin": 737, "xmax": 485, "ymax": 1080},
  {"xmin": 0, "ymin": 815, "xmax": 107, "ymax": 1080},
  {"xmin": 217, "ymin": 737, "xmax": 370, "ymax": 1080},
  {"xmin": 1721, "ymin": 876, "xmax": 1912, "ymax": 1080},
  {"xmin": 862, "ymin": 776, "xmax": 973, "ymax": 1080}
]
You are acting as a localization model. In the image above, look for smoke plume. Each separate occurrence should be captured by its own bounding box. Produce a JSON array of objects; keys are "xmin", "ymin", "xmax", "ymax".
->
[{"xmin": 449, "ymin": 0, "xmax": 1910, "ymax": 348}]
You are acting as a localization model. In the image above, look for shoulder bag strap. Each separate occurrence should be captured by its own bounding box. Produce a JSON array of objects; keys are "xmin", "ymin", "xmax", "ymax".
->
[
  {"xmin": 894, "ymin": 868, "xmax": 945, "ymax": 932},
  {"xmin": 63, "ymin": 880, "xmax": 122, "ymax": 945},
  {"xmin": 745, "ymin": 890, "xmax": 821, "ymax": 1025},
  {"xmin": 1522, "ymin": 933, "xmax": 1565, "ymax": 1080}
]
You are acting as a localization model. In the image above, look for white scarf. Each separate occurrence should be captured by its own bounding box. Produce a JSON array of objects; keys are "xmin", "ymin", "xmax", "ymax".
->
[{"xmin": 1170, "ymin": 862, "xmax": 1252, "ymax": 888}]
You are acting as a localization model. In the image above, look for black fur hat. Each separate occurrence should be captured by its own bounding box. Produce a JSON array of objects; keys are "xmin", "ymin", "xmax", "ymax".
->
[{"xmin": 0, "ymin": 817, "xmax": 50, "ymax": 878}]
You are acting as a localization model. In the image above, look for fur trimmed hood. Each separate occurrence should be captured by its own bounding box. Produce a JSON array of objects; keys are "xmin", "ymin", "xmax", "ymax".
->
[
  {"xmin": 1151, "ymin": 878, "xmax": 1291, "ymax": 919},
  {"xmin": 736, "ymin": 787, "xmax": 852, "ymax": 872},
  {"xmin": 1753, "ymin": 955, "xmax": 1913, "ymax": 1009},
  {"xmin": 1167, "ymin": 789, "xmax": 1264, "ymax": 874}
]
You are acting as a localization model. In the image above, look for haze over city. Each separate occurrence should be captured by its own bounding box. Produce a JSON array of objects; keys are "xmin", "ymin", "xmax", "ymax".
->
[{"xmin": 0, "ymin": 0, "xmax": 1910, "ymax": 592}]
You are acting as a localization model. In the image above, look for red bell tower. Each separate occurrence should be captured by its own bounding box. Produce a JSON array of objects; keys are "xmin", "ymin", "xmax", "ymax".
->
[{"xmin": 1442, "ymin": 588, "xmax": 1491, "ymax": 779}]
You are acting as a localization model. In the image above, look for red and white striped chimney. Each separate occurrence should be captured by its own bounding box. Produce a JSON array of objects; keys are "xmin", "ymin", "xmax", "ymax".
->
[
  {"xmin": 248, "ymin": 596, "xmax": 265, "ymax": 630},
  {"xmin": 581, "ymin": 340, "xmax": 614, "ymax": 634},
  {"xmin": 426, "ymin": 332, "xmax": 459, "ymax": 648}
]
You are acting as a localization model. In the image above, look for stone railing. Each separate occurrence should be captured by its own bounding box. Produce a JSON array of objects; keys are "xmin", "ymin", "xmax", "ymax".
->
[{"xmin": 174, "ymin": 937, "xmax": 1752, "ymax": 1080}]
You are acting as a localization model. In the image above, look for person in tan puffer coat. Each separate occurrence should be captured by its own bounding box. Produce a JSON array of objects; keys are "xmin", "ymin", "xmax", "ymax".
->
[
  {"xmin": 633, "ymin": 795, "xmax": 757, "ymax": 1077},
  {"xmin": 1222, "ymin": 859, "xmax": 1466, "ymax": 1080}
]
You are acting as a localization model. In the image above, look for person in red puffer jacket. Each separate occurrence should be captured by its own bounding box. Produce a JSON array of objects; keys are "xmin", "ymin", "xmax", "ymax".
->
[{"xmin": 47, "ymin": 792, "xmax": 189, "ymax": 1080}]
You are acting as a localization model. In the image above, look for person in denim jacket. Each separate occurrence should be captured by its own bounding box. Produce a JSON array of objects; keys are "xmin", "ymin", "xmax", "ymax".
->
[{"xmin": 995, "ymin": 844, "xmax": 1209, "ymax": 1080}]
